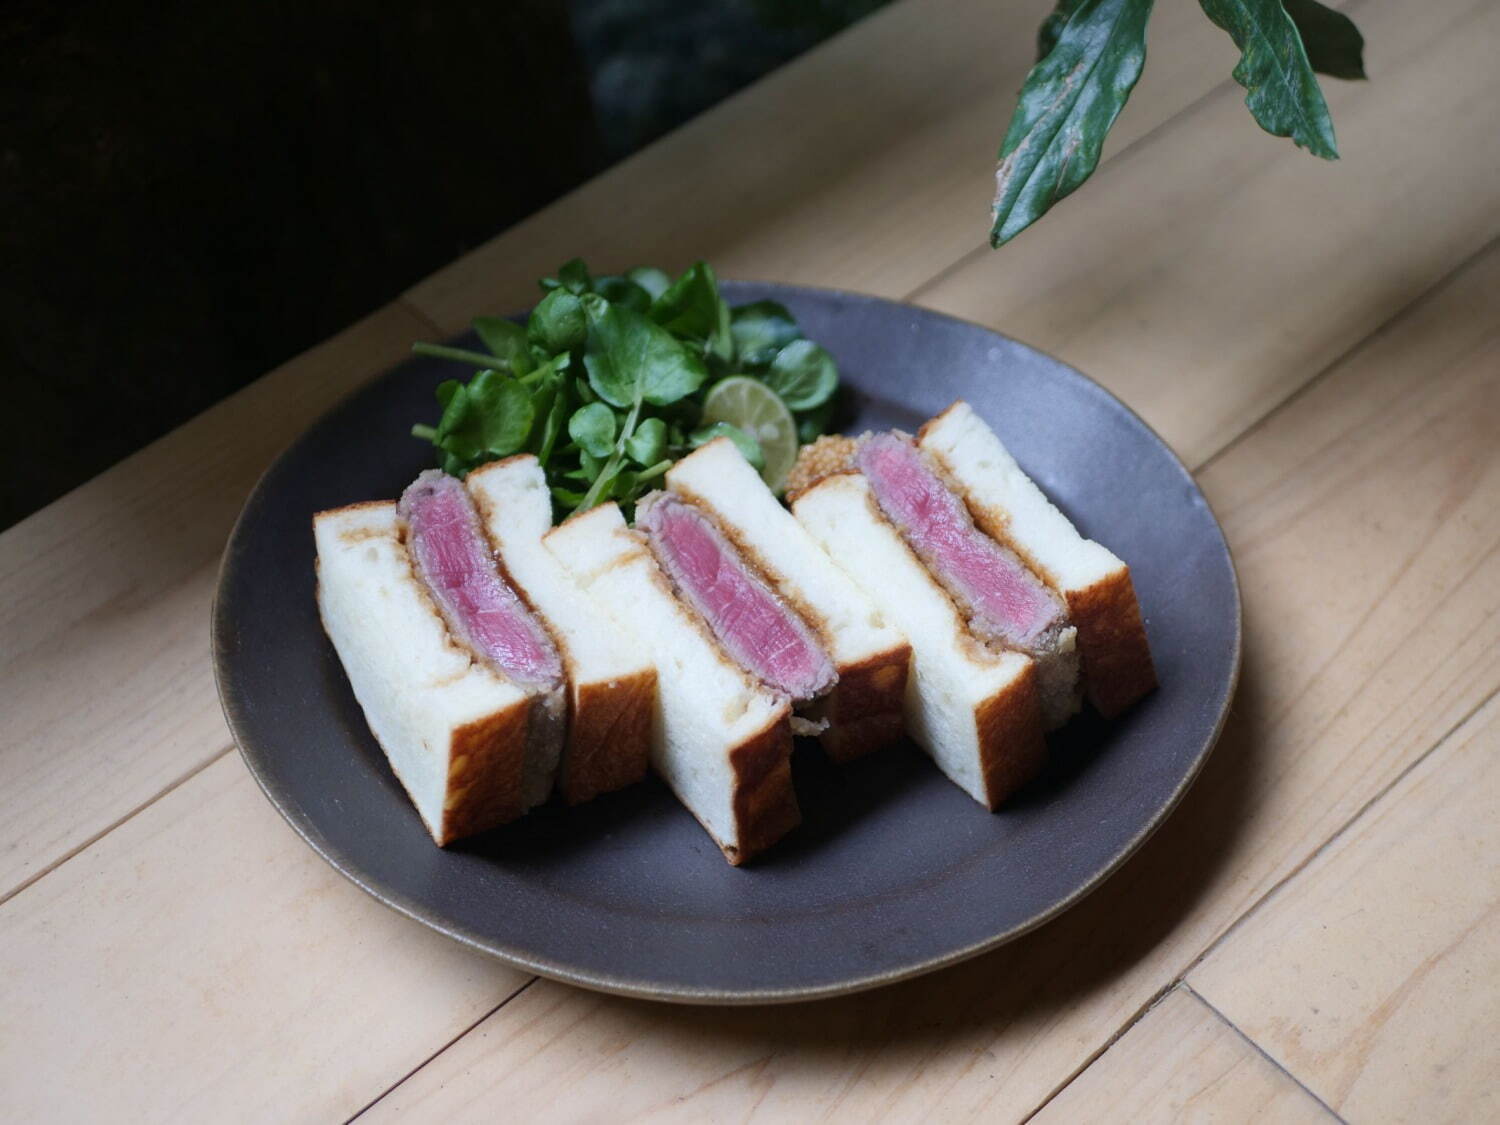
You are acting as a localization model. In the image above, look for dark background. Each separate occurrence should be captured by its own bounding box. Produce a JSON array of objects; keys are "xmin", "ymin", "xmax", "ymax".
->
[{"xmin": 1, "ymin": 0, "xmax": 887, "ymax": 530}]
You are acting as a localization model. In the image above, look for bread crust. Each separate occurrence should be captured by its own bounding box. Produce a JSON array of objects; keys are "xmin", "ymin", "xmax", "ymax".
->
[
  {"xmin": 435, "ymin": 696, "xmax": 534, "ymax": 845},
  {"xmin": 558, "ymin": 667, "xmax": 656, "ymax": 805},
  {"xmin": 723, "ymin": 709, "xmax": 800, "ymax": 865},
  {"xmin": 819, "ymin": 643, "xmax": 911, "ymax": 763},
  {"xmin": 1064, "ymin": 570, "xmax": 1156, "ymax": 717},
  {"xmin": 919, "ymin": 405, "xmax": 1154, "ymax": 718},
  {"xmin": 972, "ymin": 657, "xmax": 1047, "ymax": 809}
]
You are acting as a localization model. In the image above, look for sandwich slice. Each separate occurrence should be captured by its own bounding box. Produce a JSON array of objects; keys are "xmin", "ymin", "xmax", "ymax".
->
[
  {"xmin": 664, "ymin": 437, "xmax": 910, "ymax": 761},
  {"xmin": 545, "ymin": 503, "xmax": 799, "ymax": 865},
  {"xmin": 466, "ymin": 455, "xmax": 655, "ymax": 805},
  {"xmin": 314, "ymin": 475, "xmax": 566, "ymax": 845},
  {"xmin": 792, "ymin": 473, "xmax": 1046, "ymax": 807},
  {"xmin": 916, "ymin": 401, "xmax": 1155, "ymax": 716}
]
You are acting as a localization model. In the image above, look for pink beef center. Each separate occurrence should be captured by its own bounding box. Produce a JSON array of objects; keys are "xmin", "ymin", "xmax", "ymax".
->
[
  {"xmin": 643, "ymin": 496, "xmax": 834, "ymax": 701},
  {"xmin": 400, "ymin": 472, "xmax": 561, "ymax": 690},
  {"xmin": 858, "ymin": 434, "xmax": 1060, "ymax": 647}
]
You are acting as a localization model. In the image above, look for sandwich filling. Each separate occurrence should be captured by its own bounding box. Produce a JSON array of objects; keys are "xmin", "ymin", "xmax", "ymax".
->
[
  {"xmin": 637, "ymin": 492, "xmax": 836, "ymax": 703},
  {"xmin": 856, "ymin": 433, "xmax": 1067, "ymax": 654},
  {"xmin": 399, "ymin": 470, "xmax": 563, "ymax": 693}
]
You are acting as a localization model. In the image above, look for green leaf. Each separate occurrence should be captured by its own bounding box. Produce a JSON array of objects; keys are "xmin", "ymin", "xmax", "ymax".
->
[
  {"xmin": 579, "ymin": 448, "xmax": 607, "ymax": 481},
  {"xmin": 690, "ymin": 421, "xmax": 764, "ymax": 471},
  {"xmin": 649, "ymin": 262, "xmax": 734, "ymax": 362},
  {"xmin": 557, "ymin": 257, "xmax": 592, "ymax": 294},
  {"xmin": 551, "ymin": 485, "xmax": 587, "ymax": 509},
  {"xmin": 1282, "ymin": 0, "xmax": 1365, "ymax": 80},
  {"xmin": 1198, "ymin": 0, "xmax": 1339, "ymax": 159},
  {"xmin": 433, "ymin": 369, "xmax": 534, "ymax": 466},
  {"xmin": 624, "ymin": 416, "xmax": 667, "ymax": 466},
  {"xmin": 581, "ymin": 295, "xmax": 709, "ymax": 409},
  {"xmin": 1037, "ymin": 0, "xmax": 1087, "ymax": 59},
  {"xmin": 729, "ymin": 301, "xmax": 801, "ymax": 369},
  {"xmin": 592, "ymin": 275, "xmax": 653, "ymax": 312},
  {"xmin": 528, "ymin": 289, "xmax": 587, "ymax": 354},
  {"xmin": 568, "ymin": 402, "xmax": 618, "ymax": 459},
  {"xmin": 473, "ymin": 316, "xmax": 529, "ymax": 374},
  {"xmin": 796, "ymin": 399, "xmax": 836, "ymax": 445},
  {"xmin": 992, "ymin": 0, "xmax": 1154, "ymax": 247},
  {"xmin": 626, "ymin": 266, "xmax": 672, "ymax": 301},
  {"xmin": 765, "ymin": 340, "xmax": 838, "ymax": 411},
  {"xmin": 533, "ymin": 367, "xmax": 569, "ymax": 465}
]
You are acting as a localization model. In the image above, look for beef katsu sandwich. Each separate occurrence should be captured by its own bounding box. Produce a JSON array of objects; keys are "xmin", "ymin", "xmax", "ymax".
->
[
  {"xmin": 789, "ymin": 401, "xmax": 1153, "ymax": 809},
  {"xmin": 314, "ymin": 464, "xmax": 653, "ymax": 846}
]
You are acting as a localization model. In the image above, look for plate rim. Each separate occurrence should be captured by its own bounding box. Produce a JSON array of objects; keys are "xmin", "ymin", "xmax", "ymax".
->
[{"xmin": 212, "ymin": 280, "xmax": 1242, "ymax": 1005}]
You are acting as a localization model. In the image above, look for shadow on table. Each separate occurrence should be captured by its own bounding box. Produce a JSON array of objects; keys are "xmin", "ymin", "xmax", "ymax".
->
[{"xmin": 578, "ymin": 638, "xmax": 1266, "ymax": 1061}]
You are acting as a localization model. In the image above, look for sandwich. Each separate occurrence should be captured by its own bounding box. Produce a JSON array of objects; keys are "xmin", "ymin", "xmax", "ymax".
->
[
  {"xmin": 789, "ymin": 401, "xmax": 1153, "ymax": 807},
  {"xmin": 663, "ymin": 436, "xmax": 910, "ymax": 761},
  {"xmin": 545, "ymin": 503, "xmax": 799, "ymax": 864},
  {"xmin": 915, "ymin": 402, "xmax": 1155, "ymax": 717},
  {"xmin": 314, "ymin": 471, "xmax": 566, "ymax": 844},
  {"xmin": 466, "ymin": 456, "xmax": 655, "ymax": 805}
]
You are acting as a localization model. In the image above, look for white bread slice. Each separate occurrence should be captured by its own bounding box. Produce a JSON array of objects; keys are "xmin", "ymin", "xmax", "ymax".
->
[
  {"xmin": 544, "ymin": 503, "xmax": 798, "ymax": 864},
  {"xmin": 314, "ymin": 501, "xmax": 536, "ymax": 845},
  {"xmin": 793, "ymin": 474, "xmax": 1045, "ymax": 808},
  {"xmin": 918, "ymin": 401, "xmax": 1155, "ymax": 716},
  {"xmin": 466, "ymin": 456, "xmax": 655, "ymax": 805},
  {"xmin": 665, "ymin": 437, "xmax": 910, "ymax": 762}
]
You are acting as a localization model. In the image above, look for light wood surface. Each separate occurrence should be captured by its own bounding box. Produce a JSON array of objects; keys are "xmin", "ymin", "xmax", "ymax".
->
[
  {"xmin": 2, "ymin": 0, "xmax": 1498, "ymax": 1118},
  {"xmin": 1190, "ymin": 694, "xmax": 1500, "ymax": 1123},
  {"xmin": 1032, "ymin": 987, "xmax": 1334, "ymax": 1124}
]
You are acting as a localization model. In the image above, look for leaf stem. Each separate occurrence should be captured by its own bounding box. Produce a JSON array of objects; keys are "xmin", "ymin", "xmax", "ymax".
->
[
  {"xmin": 412, "ymin": 342, "xmax": 503, "ymax": 368},
  {"xmin": 410, "ymin": 423, "xmax": 438, "ymax": 441},
  {"xmin": 579, "ymin": 397, "xmax": 642, "ymax": 512},
  {"xmin": 635, "ymin": 459, "xmax": 672, "ymax": 483}
]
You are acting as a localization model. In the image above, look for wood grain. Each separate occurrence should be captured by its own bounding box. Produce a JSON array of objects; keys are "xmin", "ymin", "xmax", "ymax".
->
[
  {"xmin": 1189, "ymin": 694, "xmax": 1500, "ymax": 1123},
  {"xmin": 0, "ymin": 752, "xmax": 526, "ymax": 1122},
  {"xmin": 1031, "ymin": 987, "xmax": 1333, "ymax": 1124},
  {"xmin": 912, "ymin": 0, "xmax": 1500, "ymax": 467},
  {"xmin": 0, "ymin": 302, "xmax": 431, "ymax": 898},
  {"xmin": 400, "ymin": 0, "xmax": 1241, "ymax": 333},
  {"xmin": 356, "ymin": 221, "xmax": 1500, "ymax": 1125}
]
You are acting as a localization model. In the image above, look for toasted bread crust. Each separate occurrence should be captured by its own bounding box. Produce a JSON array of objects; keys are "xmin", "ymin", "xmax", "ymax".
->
[
  {"xmin": 973, "ymin": 658, "xmax": 1047, "ymax": 809},
  {"xmin": 1065, "ymin": 569, "xmax": 1156, "ymax": 717},
  {"xmin": 436, "ymin": 697, "xmax": 534, "ymax": 845},
  {"xmin": 819, "ymin": 643, "xmax": 911, "ymax": 762},
  {"xmin": 558, "ymin": 667, "xmax": 657, "ymax": 805},
  {"xmin": 723, "ymin": 710, "xmax": 800, "ymax": 865}
]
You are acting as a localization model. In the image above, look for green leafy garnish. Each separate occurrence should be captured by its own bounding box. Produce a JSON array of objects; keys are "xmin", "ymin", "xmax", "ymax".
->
[{"xmin": 411, "ymin": 259, "xmax": 844, "ymax": 522}]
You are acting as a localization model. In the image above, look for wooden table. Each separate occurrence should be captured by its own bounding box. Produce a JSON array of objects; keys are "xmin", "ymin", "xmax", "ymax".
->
[{"xmin": 3, "ymin": 0, "xmax": 1497, "ymax": 1118}]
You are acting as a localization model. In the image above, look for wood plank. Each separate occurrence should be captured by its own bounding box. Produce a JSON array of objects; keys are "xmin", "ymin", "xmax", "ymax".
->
[
  {"xmin": 0, "ymin": 752, "xmax": 527, "ymax": 1123},
  {"xmin": 912, "ymin": 0, "xmax": 1500, "ymax": 467},
  {"xmin": 353, "ymin": 216, "xmax": 1500, "ymax": 1125},
  {"xmin": 1189, "ymin": 694, "xmax": 1500, "ymax": 1123},
  {"xmin": 401, "ymin": 0, "xmax": 1241, "ymax": 332},
  {"xmin": 0, "ymin": 302, "xmax": 431, "ymax": 898},
  {"xmin": 1031, "ymin": 987, "xmax": 1334, "ymax": 1124}
]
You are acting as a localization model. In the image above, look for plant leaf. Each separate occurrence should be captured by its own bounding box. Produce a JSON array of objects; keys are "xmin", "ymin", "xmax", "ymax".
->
[
  {"xmin": 1037, "ymin": 0, "xmax": 1088, "ymax": 59},
  {"xmin": 765, "ymin": 340, "xmax": 838, "ymax": 411},
  {"xmin": 992, "ymin": 0, "xmax": 1155, "ymax": 247},
  {"xmin": 625, "ymin": 416, "xmax": 667, "ymax": 466},
  {"xmin": 730, "ymin": 301, "xmax": 800, "ymax": 369},
  {"xmin": 473, "ymin": 316, "xmax": 529, "ymax": 374},
  {"xmin": 557, "ymin": 257, "xmax": 592, "ymax": 294},
  {"xmin": 650, "ymin": 262, "xmax": 734, "ymax": 362},
  {"xmin": 568, "ymin": 402, "xmax": 618, "ymax": 459},
  {"xmin": 626, "ymin": 266, "xmax": 672, "ymax": 301},
  {"xmin": 592, "ymin": 275, "xmax": 653, "ymax": 312},
  {"xmin": 796, "ymin": 399, "xmax": 836, "ymax": 444},
  {"xmin": 1281, "ymin": 0, "xmax": 1365, "ymax": 80},
  {"xmin": 582, "ymin": 295, "xmax": 708, "ymax": 409},
  {"xmin": 528, "ymin": 290, "xmax": 587, "ymax": 354},
  {"xmin": 1198, "ymin": 0, "xmax": 1338, "ymax": 158},
  {"xmin": 433, "ymin": 369, "xmax": 533, "ymax": 467}
]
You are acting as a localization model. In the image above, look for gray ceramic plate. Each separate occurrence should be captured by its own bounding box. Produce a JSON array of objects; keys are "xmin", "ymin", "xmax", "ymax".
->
[{"xmin": 214, "ymin": 282, "xmax": 1240, "ymax": 1004}]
